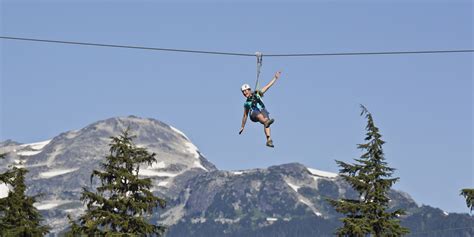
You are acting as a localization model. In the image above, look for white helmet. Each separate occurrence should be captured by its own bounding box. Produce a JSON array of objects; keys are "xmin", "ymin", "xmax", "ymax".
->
[{"xmin": 241, "ymin": 84, "xmax": 251, "ymax": 92}]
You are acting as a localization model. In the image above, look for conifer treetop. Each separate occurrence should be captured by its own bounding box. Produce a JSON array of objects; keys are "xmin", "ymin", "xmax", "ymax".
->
[
  {"xmin": 328, "ymin": 105, "xmax": 409, "ymax": 237},
  {"xmin": 0, "ymin": 153, "xmax": 50, "ymax": 236},
  {"xmin": 71, "ymin": 129, "xmax": 167, "ymax": 236}
]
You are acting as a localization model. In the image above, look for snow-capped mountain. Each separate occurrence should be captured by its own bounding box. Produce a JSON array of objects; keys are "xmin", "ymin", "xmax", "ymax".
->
[
  {"xmin": 0, "ymin": 116, "xmax": 215, "ymax": 232},
  {"xmin": 1, "ymin": 116, "xmax": 472, "ymax": 236}
]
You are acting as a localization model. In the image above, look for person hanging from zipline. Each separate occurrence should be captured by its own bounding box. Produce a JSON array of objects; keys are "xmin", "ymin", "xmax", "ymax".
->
[{"xmin": 239, "ymin": 71, "xmax": 281, "ymax": 148}]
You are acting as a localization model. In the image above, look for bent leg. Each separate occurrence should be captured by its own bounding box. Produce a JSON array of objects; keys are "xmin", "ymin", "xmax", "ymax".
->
[
  {"xmin": 254, "ymin": 111, "xmax": 273, "ymax": 147},
  {"xmin": 256, "ymin": 113, "xmax": 269, "ymax": 124},
  {"xmin": 256, "ymin": 113, "xmax": 272, "ymax": 141}
]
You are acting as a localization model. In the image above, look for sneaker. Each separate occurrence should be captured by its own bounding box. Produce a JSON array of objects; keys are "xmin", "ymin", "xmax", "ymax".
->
[
  {"xmin": 266, "ymin": 139, "xmax": 274, "ymax": 148},
  {"xmin": 264, "ymin": 118, "xmax": 275, "ymax": 128}
]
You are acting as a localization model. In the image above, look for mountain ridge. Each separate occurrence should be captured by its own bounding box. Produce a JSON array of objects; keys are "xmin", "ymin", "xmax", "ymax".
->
[{"xmin": 1, "ymin": 116, "xmax": 472, "ymax": 236}]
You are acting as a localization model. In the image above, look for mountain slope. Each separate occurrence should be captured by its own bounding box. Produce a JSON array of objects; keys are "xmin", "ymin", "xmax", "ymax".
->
[
  {"xmin": 0, "ymin": 116, "xmax": 215, "ymax": 232},
  {"xmin": 164, "ymin": 163, "xmax": 417, "ymax": 237},
  {"xmin": 166, "ymin": 162, "xmax": 473, "ymax": 236},
  {"xmin": 1, "ymin": 116, "xmax": 472, "ymax": 236}
]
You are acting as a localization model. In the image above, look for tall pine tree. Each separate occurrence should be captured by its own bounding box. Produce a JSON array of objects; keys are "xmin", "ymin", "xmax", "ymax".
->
[
  {"xmin": 0, "ymin": 153, "xmax": 51, "ymax": 236},
  {"xmin": 328, "ymin": 105, "xmax": 409, "ymax": 237},
  {"xmin": 460, "ymin": 189, "xmax": 474, "ymax": 212},
  {"xmin": 69, "ymin": 130, "xmax": 167, "ymax": 236}
]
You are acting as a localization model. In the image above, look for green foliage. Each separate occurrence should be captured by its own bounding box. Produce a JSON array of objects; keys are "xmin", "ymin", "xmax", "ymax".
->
[
  {"xmin": 460, "ymin": 189, "xmax": 474, "ymax": 212},
  {"xmin": 0, "ymin": 153, "xmax": 51, "ymax": 236},
  {"xmin": 327, "ymin": 105, "xmax": 410, "ymax": 237},
  {"xmin": 68, "ymin": 130, "xmax": 167, "ymax": 236}
]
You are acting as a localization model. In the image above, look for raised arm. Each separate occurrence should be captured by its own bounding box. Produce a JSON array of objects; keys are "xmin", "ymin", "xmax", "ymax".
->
[
  {"xmin": 260, "ymin": 71, "xmax": 282, "ymax": 94},
  {"xmin": 239, "ymin": 107, "xmax": 250, "ymax": 134}
]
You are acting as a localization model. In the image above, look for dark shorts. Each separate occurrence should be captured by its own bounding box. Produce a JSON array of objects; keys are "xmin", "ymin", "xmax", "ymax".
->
[{"xmin": 250, "ymin": 109, "xmax": 269, "ymax": 123}]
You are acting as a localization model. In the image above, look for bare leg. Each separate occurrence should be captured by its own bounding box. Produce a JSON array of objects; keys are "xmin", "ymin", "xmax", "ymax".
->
[
  {"xmin": 264, "ymin": 127, "xmax": 271, "ymax": 141},
  {"xmin": 256, "ymin": 113, "xmax": 269, "ymax": 125},
  {"xmin": 256, "ymin": 113, "xmax": 271, "ymax": 142}
]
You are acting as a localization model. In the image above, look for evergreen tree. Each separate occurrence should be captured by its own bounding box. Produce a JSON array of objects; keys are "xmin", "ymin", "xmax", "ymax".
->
[
  {"xmin": 69, "ymin": 130, "xmax": 167, "ymax": 236},
  {"xmin": 328, "ymin": 105, "xmax": 410, "ymax": 237},
  {"xmin": 460, "ymin": 189, "xmax": 474, "ymax": 212},
  {"xmin": 64, "ymin": 214, "xmax": 81, "ymax": 237},
  {"xmin": 0, "ymin": 153, "xmax": 51, "ymax": 236}
]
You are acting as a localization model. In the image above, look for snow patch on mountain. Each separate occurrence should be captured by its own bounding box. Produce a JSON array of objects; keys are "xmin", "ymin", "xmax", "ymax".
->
[
  {"xmin": 39, "ymin": 168, "xmax": 79, "ymax": 178},
  {"xmin": 150, "ymin": 161, "xmax": 166, "ymax": 169},
  {"xmin": 161, "ymin": 188, "xmax": 191, "ymax": 226},
  {"xmin": 158, "ymin": 181, "xmax": 169, "ymax": 187},
  {"xmin": 287, "ymin": 175, "xmax": 324, "ymax": 217},
  {"xmin": 298, "ymin": 197, "xmax": 322, "ymax": 217},
  {"xmin": 139, "ymin": 170, "xmax": 179, "ymax": 177},
  {"xmin": 19, "ymin": 140, "xmax": 51, "ymax": 150},
  {"xmin": 307, "ymin": 167, "xmax": 338, "ymax": 178},
  {"xmin": 17, "ymin": 150, "xmax": 43, "ymax": 156},
  {"xmin": 191, "ymin": 217, "xmax": 207, "ymax": 224},
  {"xmin": 215, "ymin": 217, "xmax": 241, "ymax": 224},
  {"xmin": 45, "ymin": 144, "xmax": 65, "ymax": 166},
  {"xmin": 65, "ymin": 130, "xmax": 80, "ymax": 139},
  {"xmin": 285, "ymin": 180, "xmax": 301, "ymax": 192},
  {"xmin": 184, "ymin": 142, "xmax": 200, "ymax": 159},
  {"xmin": 63, "ymin": 208, "xmax": 79, "ymax": 213},
  {"xmin": 266, "ymin": 217, "xmax": 278, "ymax": 222},
  {"xmin": 311, "ymin": 176, "xmax": 320, "ymax": 182},
  {"xmin": 16, "ymin": 139, "xmax": 51, "ymax": 156},
  {"xmin": 94, "ymin": 121, "xmax": 116, "ymax": 134},
  {"xmin": 34, "ymin": 200, "xmax": 72, "ymax": 210},
  {"xmin": 231, "ymin": 169, "xmax": 257, "ymax": 175},
  {"xmin": 0, "ymin": 183, "xmax": 11, "ymax": 198},
  {"xmin": 169, "ymin": 126, "xmax": 190, "ymax": 140},
  {"xmin": 193, "ymin": 160, "xmax": 208, "ymax": 171}
]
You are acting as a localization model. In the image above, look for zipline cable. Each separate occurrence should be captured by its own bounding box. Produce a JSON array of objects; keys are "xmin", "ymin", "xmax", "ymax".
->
[
  {"xmin": 0, "ymin": 36, "xmax": 254, "ymax": 57},
  {"xmin": 265, "ymin": 50, "xmax": 474, "ymax": 57},
  {"xmin": 1, "ymin": 36, "xmax": 474, "ymax": 57}
]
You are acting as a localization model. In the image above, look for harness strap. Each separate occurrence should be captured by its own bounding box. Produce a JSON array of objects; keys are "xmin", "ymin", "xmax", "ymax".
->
[
  {"xmin": 250, "ymin": 52, "xmax": 264, "ymax": 110},
  {"xmin": 250, "ymin": 92, "xmax": 265, "ymax": 111},
  {"xmin": 254, "ymin": 52, "xmax": 263, "ymax": 91}
]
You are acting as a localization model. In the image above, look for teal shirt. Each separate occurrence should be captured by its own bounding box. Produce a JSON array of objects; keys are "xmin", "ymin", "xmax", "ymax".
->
[{"xmin": 244, "ymin": 91, "xmax": 265, "ymax": 112}]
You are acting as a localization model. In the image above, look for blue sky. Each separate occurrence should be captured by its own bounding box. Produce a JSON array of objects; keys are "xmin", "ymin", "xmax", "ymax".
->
[{"xmin": 1, "ymin": 0, "xmax": 472, "ymax": 213}]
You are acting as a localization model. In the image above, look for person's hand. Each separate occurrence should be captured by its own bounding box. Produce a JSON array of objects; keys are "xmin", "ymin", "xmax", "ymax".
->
[
  {"xmin": 274, "ymin": 71, "xmax": 282, "ymax": 79},
  {"xmin": 239, "ymin": 127, "xmax": 245, "ymax": 135}
]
